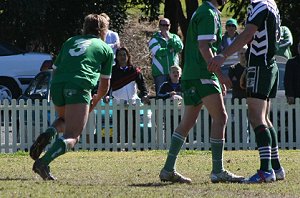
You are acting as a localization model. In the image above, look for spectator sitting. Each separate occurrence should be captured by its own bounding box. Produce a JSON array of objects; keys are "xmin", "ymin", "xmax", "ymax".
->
[
  {"xmin": 156, "ymin": 65, "xmax": 182, "ymax": 100},
  {"xmin": 276, "ymin": 25, "xmax": 293, "ymax": 59}
]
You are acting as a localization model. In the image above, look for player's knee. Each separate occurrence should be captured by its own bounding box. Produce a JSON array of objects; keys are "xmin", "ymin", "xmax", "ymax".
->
[{"xmin": 215, "ymin": 111, "xmax": 228, "ymax": 126}]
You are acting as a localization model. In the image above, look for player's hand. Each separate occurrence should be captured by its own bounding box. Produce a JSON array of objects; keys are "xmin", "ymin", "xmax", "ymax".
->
[
  {"xmin": 208, "ymin": 54, "xmax": 226, "ymax": 72},
  {"xmin": 215, "ymin": 68, "xmax": 232, "ymax": 89}
]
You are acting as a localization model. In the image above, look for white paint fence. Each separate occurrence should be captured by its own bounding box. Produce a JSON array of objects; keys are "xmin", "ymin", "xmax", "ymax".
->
[{"xmin": 1, "ymin": 98, "xmax": 299, "ymax": 153}]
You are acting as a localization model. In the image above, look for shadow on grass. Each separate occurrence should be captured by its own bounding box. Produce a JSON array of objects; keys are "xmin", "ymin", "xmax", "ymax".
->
[
  {"xmin": 0, "ymin": 177, "xmax": 31, "ymax": 181},
  {"xmin": 129, "ymin": 182, "xmax": 174, "ymax": 187}
]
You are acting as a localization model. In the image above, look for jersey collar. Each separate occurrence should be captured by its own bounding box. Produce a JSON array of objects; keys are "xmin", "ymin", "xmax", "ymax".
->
[{"xmin": 205, "ymin": 1, "xmax": 221, "ymax": 15}]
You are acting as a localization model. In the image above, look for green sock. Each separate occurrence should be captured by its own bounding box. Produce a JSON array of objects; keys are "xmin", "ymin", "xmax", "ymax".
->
[
  {"xmin": 210, "ymin": 138, "xmax": 225, "ymax": 174},
  {"xmin": 40, "ymin": 137, "xmax": 67, "ymax": 165},
  {"xmin": 269, "ymin": 127, "xmax": 281, "ymax": 170},
  {"xmin": 163, "ymin": 132, "xmax": 185, "ymax": 172},
  {"xmin": 254, "ymin": 125, "xmax": 272, "ymax": 171},
  {"xmin": 45, "ymin": 127, "xmax": 58, "ymax": 142}
]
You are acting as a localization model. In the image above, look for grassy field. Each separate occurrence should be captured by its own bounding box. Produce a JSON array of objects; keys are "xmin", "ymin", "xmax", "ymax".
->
[{"xmin": 0, "ymin": 150, "xmax": 299, "ymax": 197}]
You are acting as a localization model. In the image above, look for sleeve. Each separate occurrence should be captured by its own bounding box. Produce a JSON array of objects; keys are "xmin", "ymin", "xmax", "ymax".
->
[
  {"xmin": 53, "ymin": 39, "xmax": 70, "ymax": 68},
  {"xmin": 284, "ymin": 59, "xmax": 294, "ymax": 97},
  {"xmin": 100, "ymin": 46, "xmax": 114, "ymax": 79},
  {"xmin": 247, "ymin": 3, "xmax": 268, "ymax": 28},
  {"xmin": 149, "ymin": 37, "xmax": 169, "ymax": 57},
  {"xmin": 279, "ymin": 26, "xmax": 293, "ymax": 48},
  {"xmin": 156, "ymin": 83, "xmax": 171, "ymax": 100},
  {"xmin": 167, "ymin": 34, "xmax": 183, "ymax": 53},
  {"xmin": 196, "ymin": 11, "xmax": 217, "ymax": 42},
  {"xmin": 135, "ymin": 67, "xmax": 148, "ymax": 98}
]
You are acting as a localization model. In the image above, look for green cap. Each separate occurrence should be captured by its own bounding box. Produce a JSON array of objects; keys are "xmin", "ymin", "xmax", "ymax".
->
[{"xmin": 226, "ymin": 18, "xmax": 238, "ymax": 28}]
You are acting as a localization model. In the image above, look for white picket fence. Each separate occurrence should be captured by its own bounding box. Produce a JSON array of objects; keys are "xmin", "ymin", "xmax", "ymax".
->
[{"xmin": 1, "ymin": 98, "xmax": 299, "ymax": 153}]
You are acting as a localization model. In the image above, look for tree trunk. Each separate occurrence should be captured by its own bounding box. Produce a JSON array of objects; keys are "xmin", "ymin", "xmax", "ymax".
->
[{"xmin": 164, "ymin": 0, "xmax": 179, "ymax": 34}]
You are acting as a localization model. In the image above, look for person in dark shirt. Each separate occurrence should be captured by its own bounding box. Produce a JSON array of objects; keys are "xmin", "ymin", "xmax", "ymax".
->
[
  {"xmin": 284, "ymin": 41, "xmax": 300, "ymax": 104},
  {"xmin": 157, "ymin": 65, "xmax": 182, "ymax": 100},
  {"xmin": 104, "ymin": 47, "xmax": 149, "ymax": 142},
  {"xmin": 157, "ymin": 65, "xmax": 182, "ymax": 133},
  {"xmin": 228, "ymin": 45, "xmax": 247, "ymax": 103},
  {"xmin": 104, "ymin": 47, "xmax": 149, "ymax": 104}
]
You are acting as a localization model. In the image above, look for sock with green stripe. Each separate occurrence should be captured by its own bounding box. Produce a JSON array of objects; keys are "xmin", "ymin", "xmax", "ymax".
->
[
  {"xmin": 210, "ymin": 138, "xmax": 225, "ymax": 174},
  {"xmin": 163, "ymin": 131, "xmax": 186, "ymax": 172},
  {"xmin": 254, "ymin": 125, "xmax": 272, "ymax": 171},
  {"xmin": 39, "ymin": 137, "xmax": 67, "ymax": 165}
]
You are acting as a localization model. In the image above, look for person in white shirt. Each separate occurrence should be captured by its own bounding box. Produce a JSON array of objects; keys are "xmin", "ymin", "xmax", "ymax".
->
[{"xmin": 100, "ymin": 13, "xmax": 120, "ymax": 56}]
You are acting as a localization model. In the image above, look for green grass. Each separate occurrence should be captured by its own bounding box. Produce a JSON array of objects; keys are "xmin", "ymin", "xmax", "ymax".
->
[{"xmin": 0, "ymin": 150, "xmax": 299, "ymax": 197}]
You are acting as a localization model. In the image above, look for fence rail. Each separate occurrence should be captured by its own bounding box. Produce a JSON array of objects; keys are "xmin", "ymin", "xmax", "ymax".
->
[{"xmin": 1, "ymin": 98, "xmax": 299, "ymax": 153}]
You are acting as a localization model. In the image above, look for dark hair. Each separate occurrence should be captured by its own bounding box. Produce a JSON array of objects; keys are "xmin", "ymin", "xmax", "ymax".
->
[
  {"xmin": 115, "ymin": 47, "xmax": 133, "ymax": 67},
  {"xmin": 82, "ymin": 14, "xmax": 108, "ymax": 39}
]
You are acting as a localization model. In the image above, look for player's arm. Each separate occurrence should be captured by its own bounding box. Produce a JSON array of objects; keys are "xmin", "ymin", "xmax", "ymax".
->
[
  {"xmin": 208, "ymin": 24, "xmax": 258, "ymax": 72},
  {"xmin": 199, "ymin": 40, "xmax": 232, "ymax": 90},
  {"xmin": 198, "ymin": 39, "xmax": 214, "ymax": 64},
  {"xmin": 90, "ymin": 77, "xmax": 110, "ymax": 112}
]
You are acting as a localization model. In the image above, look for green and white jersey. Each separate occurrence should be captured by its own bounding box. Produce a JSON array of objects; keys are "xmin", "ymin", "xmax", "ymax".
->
[
  {"xmin": 52, "ymin": 35, "xmax": 114, "ymax": 89},
  {"xmin": 246, "ymin": 0, "xmax": 280, "ymax": 66},
  {"xmin": 182, "ymin": 1, "xmax": 222, "ymax": 80}
]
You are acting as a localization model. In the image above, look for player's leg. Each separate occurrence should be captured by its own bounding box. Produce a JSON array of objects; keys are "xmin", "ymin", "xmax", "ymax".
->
[
  {"xmin": 30, "ymin": 116, "xmax": 65, "ymax": 160},
  {"xmin": 160, "ymin": 105, "xmax": 201, "ymax": 183},
  {"xmin": 30, "ymin": 83, "xmax": 66, "ymax": 161},
  {"xmin": 159, "ymin": 80, "xmax": 202, "ymax": 183},
  {"xmin": 33, "ymin": 83, "xmax": 91, "ymax": 180},
  {"xmin": 265, "ymin": 100, "xmax": 285, "ymax": 180},
  {"xmin": 243, "ymin": 65, "xmax": 278, "ymax": 183},
  {"xmin": 244, "ymin": 98, "xmax": 275, "ymax": 183},
  {"xmin": 33, "ymin": 103, "xmax": 89, "ymax": 180},
  {"xmin": 203, "ymin": 93, "xmax": 244, "ymax": 183}
]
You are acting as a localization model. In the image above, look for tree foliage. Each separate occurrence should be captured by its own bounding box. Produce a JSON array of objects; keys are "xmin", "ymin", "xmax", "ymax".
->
[
  {"xmin": 0, "ymin": 0, "xmax": 299, "ymax": 55},
  {"xmin": 130, "ymin": 0, "xmax": 163, "ymax": 21},
  {"xmin": 0, "ymin": 0, "xmax": 128, "ymax": 54}
]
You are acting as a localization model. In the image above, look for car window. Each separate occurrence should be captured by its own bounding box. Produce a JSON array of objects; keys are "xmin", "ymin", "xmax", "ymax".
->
[
  {"xmin": 24, "ymin": 72, "xmax": 50, "ymax": 97},
  {"xmin": 0, "ymin": 42, "xmax": 24, "ymax": 56}
]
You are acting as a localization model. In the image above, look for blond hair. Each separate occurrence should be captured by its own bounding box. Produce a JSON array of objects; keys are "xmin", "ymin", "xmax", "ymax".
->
[
  {"xmin": 82, "ymin": 14, "xmax": 108, "ymax": 40},
  {"xmin": 169, "ymin": 65, "xmax": 182, "ymax": 73},
  {"xmin": 99, "ymin": 13, "xmax": 110, "ymax": 23}
]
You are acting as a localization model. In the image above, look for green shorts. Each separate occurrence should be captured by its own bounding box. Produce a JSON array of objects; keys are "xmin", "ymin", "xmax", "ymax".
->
[
  {"xmin": 50, "ymin": 82, "xmax": 92, "ymax": 106},
  {"xmin": 181, "ymin": 79, "xmax": 221, "ymax": 106},
  {"xmin": 246, "ymin": 62, "xmax": 278, "ymax": 99}
]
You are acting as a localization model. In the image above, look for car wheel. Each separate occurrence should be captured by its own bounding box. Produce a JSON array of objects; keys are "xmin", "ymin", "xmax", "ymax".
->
[
  {"xmin": 0, "ymin": 79, "xmax": 22, "ymax": 100},
  {"xmin": 0, "ymin": 85, "xmax": 13, "ymax": 101}
]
